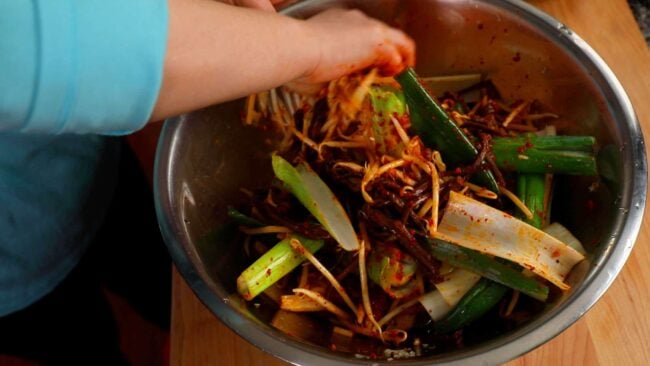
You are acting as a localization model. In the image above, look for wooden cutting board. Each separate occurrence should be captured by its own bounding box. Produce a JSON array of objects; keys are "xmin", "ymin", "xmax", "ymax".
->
[{"xmin": 170, "ymin": 0, "xmax": 650, "ymax": 364}]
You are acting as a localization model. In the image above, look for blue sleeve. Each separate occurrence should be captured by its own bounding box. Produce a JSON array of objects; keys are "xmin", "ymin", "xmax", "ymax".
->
[{"xmin": 0, "ymin": 0, "xmax": 168, "ymax": 134}]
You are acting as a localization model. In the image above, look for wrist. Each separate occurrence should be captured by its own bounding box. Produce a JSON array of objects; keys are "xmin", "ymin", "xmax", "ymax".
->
[{"xmin": 294, "ymin": 19, "xmax": 323, "ymax": 83}]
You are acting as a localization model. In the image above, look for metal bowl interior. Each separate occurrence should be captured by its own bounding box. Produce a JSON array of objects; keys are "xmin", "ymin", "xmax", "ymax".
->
[{"xmin": 154, "ymin": 0, "xmax": 647, "ymax": 364}]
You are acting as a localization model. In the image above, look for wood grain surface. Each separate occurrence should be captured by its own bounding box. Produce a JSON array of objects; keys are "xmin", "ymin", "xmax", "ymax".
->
[{"xmin": 170, "ymin": 0, "xmax": 650, "ymax": 365}]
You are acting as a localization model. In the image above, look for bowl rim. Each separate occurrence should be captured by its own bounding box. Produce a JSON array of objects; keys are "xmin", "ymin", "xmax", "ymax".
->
[{"xmin": 154, "ymin": 0, "xmax": 648, "ymax": 364}]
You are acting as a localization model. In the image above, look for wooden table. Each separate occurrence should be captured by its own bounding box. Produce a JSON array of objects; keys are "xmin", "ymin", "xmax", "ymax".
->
[{"xmin": 169, "ymin": 0, "xmax": 650, "ymax": 364}]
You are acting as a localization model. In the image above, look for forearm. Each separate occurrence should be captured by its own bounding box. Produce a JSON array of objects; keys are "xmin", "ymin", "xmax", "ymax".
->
[
  {"xmin": 0, "ymin": 0, "xmax": 411, "ymax": 134},
  {"xmin": 0, "ymin": 0, "xmax": 167, "ymax": 134},
  {"xmin": 152, "ymin": 0, "xmax": 318, "ymax": 120}
]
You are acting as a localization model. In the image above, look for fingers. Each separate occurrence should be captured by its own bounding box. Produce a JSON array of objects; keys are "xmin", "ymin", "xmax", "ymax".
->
[
  {"xmin": 385, "ymin": 27, "xmax": 416, "ymax": 68},
  {"xmin": 243, "ymin": 0, "xmax": 296, "ymax": 11},
  {"xmin": 270, "ymin": 0, "xmax": 292, "ymax": 6},
  {"xmin": 234, "ymin": 0, "xmax": 276, "ymax": 11},
  {"xmin": 367, "ymin": 40, "xmax": 399, "ymax": 76},
  {"xmin": 307, "ymin": 8, "xmax": 416, "ymax": 79},
  {"xmin": 368, "ymin": 21, "xmax": 415, "ymax": 76},
  {"xmin": 350, "ymin": 10, "xmax": 415, "ymax": 73}
]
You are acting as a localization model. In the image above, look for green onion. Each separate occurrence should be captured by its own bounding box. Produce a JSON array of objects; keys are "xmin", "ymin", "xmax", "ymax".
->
[
  {"xmin": 492, "ymin": 135, "xmax": 597, "ymax": 175},
  {"xmin": 432, "ymin": 278, "xmax": 509, "ymax": 334},
  {"xmin": 367, "ymin": 243, "xmax": 419, "ymax": 299},
  {"xmin": 544, "ymin": 223, "xmax": 587, "ymax": 255},
  {"xmin": 434, "ymin": 268, "xmax": 482, "ymax": 306},
  {"xmin": 236, "ymin": 236, "xmax": 324, "ymax": 300},
  {"xmin": 426, "ymin": 239, "xmax": 549, "ymax": 301},
  {"xmin": 427, "ymin": 170, "xmax": 550, "ymax": 331},
  {"xmin": 272, "ymin": 155, "xmax": 359, "ymax": 251},
  {"xmin": 368, "ymin": 86, "xmax": 408, "ymax": 156},
  {"xmin": 396, "ymin": 68, "xmax": 499, "ymax": 193},
  {"xmin": 418, "ymin": 268, "xmax": 483, "ymax": 322},
  {"xmin": 419, "ymin": 290, "xmax": 453, "ymax": 322},
  {"xmin": 227, "ymin": 207, "xmax": 265, "ymax": 228},
  {"xmin": 495, "ymin": 135, "xmax": 595, "ymax": 151},
  {"xmin": 436, "ymin": 191, "xmax": 585, "ymax": 291},
  {"xmin": 419, "ymin": 74, "xmax": 482, "ymax": 97},
  {"xmin": 517, "ymin": 174, "xmax": 547, "ymax": 228}
]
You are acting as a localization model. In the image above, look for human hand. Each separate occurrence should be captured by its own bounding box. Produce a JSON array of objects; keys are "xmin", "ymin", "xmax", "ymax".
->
[
  {"xmin": 219, "ymin": 0, "xmax": 286, "ymax": 12},
  {"xmin": 153, "ymin": 2, "xmax": 415, "ymax": 120},
  {"xmin": 290, "ymin": 8, "xmax": 415, "ymax": 92}
]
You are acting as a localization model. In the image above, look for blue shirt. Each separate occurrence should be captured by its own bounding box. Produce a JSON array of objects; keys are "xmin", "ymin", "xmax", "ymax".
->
[{"xmin": 0, "ymin": 0, "xmax": 168, "ymax": 315}]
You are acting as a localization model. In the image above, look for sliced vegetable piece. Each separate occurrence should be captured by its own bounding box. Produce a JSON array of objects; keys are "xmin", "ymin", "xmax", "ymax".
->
[
  {"xmin": 419, "ymin": 290, "xmax": 452, "ymax": 322},
  {"xmin": 432, "ymin": 278, "xmax": 509, "ymax": 334},
  {"xmin": 517, "ymin": 173, "xmax": 546, "ymax": 228},
  {"xmin": 396, "ymin": 68, "xmax": 499, "ymax": 193},
  {"xmin": 272, "ymin": 155, "xmax": 359, "ymax": 251},
  {"xmin": 517, "ymin": 127, "xmax": 554, "ymax": 260},
  {"xmin": 427, "ymin": 239, "xmax": 549, "ymax": 301},
  {"xmin": 419, "ymin": 74, "xmax": 483, "ymax": 97},
  {"xmin": 368, "ymin": 243, "xmax": 419, "ymax": 299},
  {"xmin": 517, "ymin": 126, "xmax": 556, "ymax": 227},
  {"xmin": 434, "ymin": 268, "xmax": 482, "ymax": 306},
  {"xmin": 236, "ymin": 235, "xmax": 324, "ymax": 300},
  {"xmin": 435, "ymin": 191, "xmax": 585, "ymax": 290},
  {"xmin": 419, "ymin": 267, "xmax": 482, "ymax": 321},
  {"xmin": 505, "ymin": 169, "xmax": 551, "ymax": 310},
  {"xmin": 492, "ymin": 135, "xmax": 597, "ymax": 175},
  {"xmin": 544, "ymin": 222, "xmax": 587, "ymax": 255},
  {"xmin": 496, "ymin": 135, "xmax": 595, "ymax": 152},
  {"xmin": 368, "ymin": 86, "xmax": 407, "ymax": 156},
  {"xmin": 280, "ymin": 294, "xmax": 325, "ymax": 312},
  {"xmin": 227, "ymin": 207, "xmax": 265, "ymax": 228},
  {"xmin": 429, "ymin": 167, "xmax": 549, "ymax": 330}
]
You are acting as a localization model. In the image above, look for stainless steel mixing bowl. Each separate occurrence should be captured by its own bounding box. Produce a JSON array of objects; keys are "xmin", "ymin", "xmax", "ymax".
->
[{"xmin": 154, "ymin": 0, "xmax": 647, "ymax": 364}]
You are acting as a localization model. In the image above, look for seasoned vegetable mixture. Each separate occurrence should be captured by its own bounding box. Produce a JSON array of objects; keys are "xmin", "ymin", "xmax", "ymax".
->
[{"xmin": 230, "ymin": 68, "xmax": 594, "ymax": 358}]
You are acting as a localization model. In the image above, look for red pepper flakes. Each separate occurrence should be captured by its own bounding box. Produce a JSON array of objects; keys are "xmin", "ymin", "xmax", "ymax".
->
[
  {"xmin": 585, "ymin": 199, "xmax": 596, "ymax": 210},
  {"xmin": 394, "ymin": 270, "xmax": 404, "ymax": 282},
  {"xmin": 399, "ymin": 115, "xmax": 412, "ymax": 129},
  {"xmin": 517, "ymin": 140, "xmax": 534, "ymax": 153}
]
